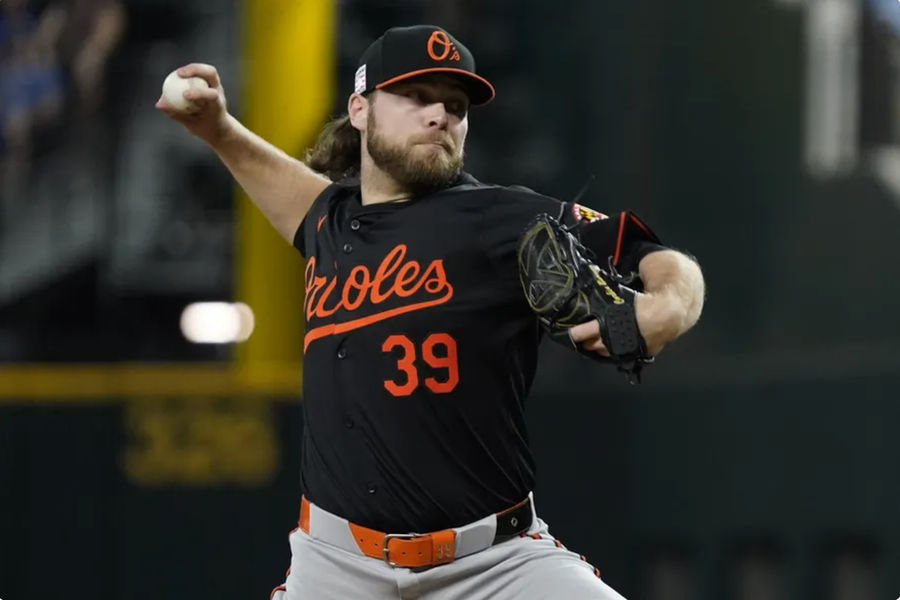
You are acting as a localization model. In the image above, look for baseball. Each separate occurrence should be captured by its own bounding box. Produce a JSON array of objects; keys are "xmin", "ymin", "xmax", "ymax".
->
[{"xmin": 161, "ymin": 70, "xmax": 209, "ymax": 114}]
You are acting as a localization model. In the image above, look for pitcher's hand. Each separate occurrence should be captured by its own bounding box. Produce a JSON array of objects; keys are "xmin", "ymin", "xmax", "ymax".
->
[{"xmin": 156, "ymin": 63, "xmax": 232, "ymax": 145}]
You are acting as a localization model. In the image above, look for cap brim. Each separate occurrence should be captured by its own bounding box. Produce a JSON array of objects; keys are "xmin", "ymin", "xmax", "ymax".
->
[{"xmin": 375, "ymin": 68, "xmax": 495, "ymax": 106}]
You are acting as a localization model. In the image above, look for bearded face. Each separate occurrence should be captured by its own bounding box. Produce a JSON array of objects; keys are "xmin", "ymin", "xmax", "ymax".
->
[{"xmin": 365, "ymin": 104, "xmax": 465, "ymax": 193}]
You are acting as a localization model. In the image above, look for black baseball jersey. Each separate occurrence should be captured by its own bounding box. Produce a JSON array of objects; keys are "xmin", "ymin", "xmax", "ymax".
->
[{"xmin": 293, "ymin": 172, "xmax": 665, "ymax": 533}]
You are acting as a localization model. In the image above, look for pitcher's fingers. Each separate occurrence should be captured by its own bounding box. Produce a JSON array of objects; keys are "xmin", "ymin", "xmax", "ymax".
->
[
  {"xmin": 155, "ymin": 96, "xmax": 179, "ymax": 115},
  {"xmin": 568, "ymin": 320, "xmax": 600, "ymax": 343},
  {"xmin": 177, "ymin": 63, "xmax": 221, "ymax": 88},
  {"xmin": 154, "ymin": 98, "xmax": 197, "ymax": 122},
  {"xmin": 582, "ymin": 338, "xmax": 605, "ymax": 351},
  {"xmin": 582, "ymin": 341, "xmax": 610, "ymax": 357},
  {"xmin": 185, "ymin": 87, "xmax": 219, "ymax": 103}
]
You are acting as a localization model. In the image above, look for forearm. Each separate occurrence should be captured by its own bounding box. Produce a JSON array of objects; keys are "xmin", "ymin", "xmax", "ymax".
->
[
  {"xmin": 635, "ymin": 250, "xmax": 706, "ymax": 349},
  {"xmin": 211, "ymin": 114, "xmax": 330, "ymax": 242}
]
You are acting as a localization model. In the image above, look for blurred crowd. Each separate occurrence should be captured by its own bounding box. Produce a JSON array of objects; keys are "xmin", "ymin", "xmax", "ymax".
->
[{"xmin": 0, "ymin": 0, "xmax": 124, "ymax": 197}]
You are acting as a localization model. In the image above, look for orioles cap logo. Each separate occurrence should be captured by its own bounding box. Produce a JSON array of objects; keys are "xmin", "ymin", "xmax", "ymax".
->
[{"xmin": 427, "ymin": 30, "xmax": 461, "ymax": 62}]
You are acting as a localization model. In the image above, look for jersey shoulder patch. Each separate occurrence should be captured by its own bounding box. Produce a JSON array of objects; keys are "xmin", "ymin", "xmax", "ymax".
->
[{"xmin": 572, "ymin": 203, "xmax": 608, "ymax": 224}]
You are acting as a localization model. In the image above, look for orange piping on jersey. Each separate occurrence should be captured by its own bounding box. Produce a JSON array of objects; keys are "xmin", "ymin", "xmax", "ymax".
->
[
  {"xmin": 612, "ymin": 211, "xmax": 627, "ymax": 266},
  {"xmin": 303, "ymin": 291, "xmax": 453, "ymax": 352},
  {"xmin": 316, "ymin": 214, "xmax": 327, "ymax": 231},
  {"xmin": 269, "ymin": 585, "xmax": 286, "ymax": 599},
  {"xmin": 629, "ymin": 214, "xmax": 652, "ymax": 237}
]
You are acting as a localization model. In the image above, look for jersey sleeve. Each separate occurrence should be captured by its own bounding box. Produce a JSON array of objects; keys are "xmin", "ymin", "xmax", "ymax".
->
[
  {"xmin": 478, "ymin": 186, "xmax": 566, "ymax": 288},
  {"xmin": 292, "ymin": 218, "xmax": 308, "ymax": 257},
  {"xmin": 565, "ymin": 202, "xmax": 669, "ymax": 279},
  {"xmin": 292, "ymin": 183, "xmax": 345, "ymax": 258}
]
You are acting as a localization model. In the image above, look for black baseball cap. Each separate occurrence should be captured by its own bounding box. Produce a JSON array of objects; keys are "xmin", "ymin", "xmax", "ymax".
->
[{"xmin": 354, "ymin": 25, "xmax": 495, "ymax": 106}]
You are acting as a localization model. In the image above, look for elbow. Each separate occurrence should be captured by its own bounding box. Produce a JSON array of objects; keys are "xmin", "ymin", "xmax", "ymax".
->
[
  {"xmin": 675, "ymin": 254, "xmax": 705, "ymax": 335},
  {"xmin": 640, "ymin": 250, "xmax": 706, "ymax": 338}
]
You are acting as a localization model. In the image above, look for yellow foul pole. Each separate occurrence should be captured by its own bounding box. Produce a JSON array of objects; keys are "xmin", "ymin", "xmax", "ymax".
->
[{"xmin": 236, "ymin": 0, "xmax": 335, "ymax": 390}]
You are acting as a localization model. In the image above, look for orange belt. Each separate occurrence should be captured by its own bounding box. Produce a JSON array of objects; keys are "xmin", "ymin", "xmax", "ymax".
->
[{"xmin": 299, "ymin": 496, "xmax": 530, "ymax": 569}]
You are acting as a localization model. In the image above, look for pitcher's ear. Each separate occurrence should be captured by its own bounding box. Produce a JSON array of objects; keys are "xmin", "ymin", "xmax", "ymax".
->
[{"xmin": 348, "ymin": 93, "xmax": 369, "ymax": 132}]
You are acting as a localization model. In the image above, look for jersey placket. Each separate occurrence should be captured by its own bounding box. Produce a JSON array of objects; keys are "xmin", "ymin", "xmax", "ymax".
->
[{"xmin": 333, "ymin": 203, "xmax": 383, "ymax": 501}]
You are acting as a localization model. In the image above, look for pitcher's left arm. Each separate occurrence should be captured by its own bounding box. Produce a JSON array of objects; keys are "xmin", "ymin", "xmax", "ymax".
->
[{"xmin": 572, "ymin": 249, "xmax": 705, "ymax": 356}]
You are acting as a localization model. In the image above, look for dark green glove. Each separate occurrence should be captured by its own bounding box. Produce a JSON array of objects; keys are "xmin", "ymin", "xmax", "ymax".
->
[{"xmin": 517, "ymin": 213, "xmax": 653, "ymax": 384}]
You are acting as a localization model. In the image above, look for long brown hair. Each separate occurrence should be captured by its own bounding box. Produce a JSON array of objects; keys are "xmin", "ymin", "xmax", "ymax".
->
[{"xmin": 304, "ymin": 114, "xmax": 361, "ymax": 181}]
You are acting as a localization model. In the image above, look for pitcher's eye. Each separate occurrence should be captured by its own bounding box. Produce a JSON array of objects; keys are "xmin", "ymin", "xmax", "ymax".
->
[{"xmin": 447, "ymin": 101, "xmax": 466, "ymax": 117}]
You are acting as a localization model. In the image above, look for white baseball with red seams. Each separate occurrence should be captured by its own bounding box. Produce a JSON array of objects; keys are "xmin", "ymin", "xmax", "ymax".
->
[{"xmin": 161, "ymin": 70, "xmax": 209, "ymax": 114}]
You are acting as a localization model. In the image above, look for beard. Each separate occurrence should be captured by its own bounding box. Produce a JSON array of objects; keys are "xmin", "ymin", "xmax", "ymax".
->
[{"xmin": 366, "ymin": 109, "xmax": 464, "ymax": 194}]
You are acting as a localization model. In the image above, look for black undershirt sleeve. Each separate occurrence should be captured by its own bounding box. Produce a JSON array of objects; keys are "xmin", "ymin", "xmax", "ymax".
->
[{"xmin": 564, "ymin": 203, "xmax": 669, "ymax": 287}]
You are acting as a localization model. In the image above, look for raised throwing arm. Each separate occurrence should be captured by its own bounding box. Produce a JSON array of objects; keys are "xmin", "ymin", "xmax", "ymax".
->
[{"xmin": 155, "ymin": 63, "xmax": 330, "ymax": 243}]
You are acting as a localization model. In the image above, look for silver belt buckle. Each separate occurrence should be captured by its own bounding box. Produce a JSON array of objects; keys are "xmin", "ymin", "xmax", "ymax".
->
[{"xmin": 382, "ymin": 532, "xmax": 421, "ymax": 567}]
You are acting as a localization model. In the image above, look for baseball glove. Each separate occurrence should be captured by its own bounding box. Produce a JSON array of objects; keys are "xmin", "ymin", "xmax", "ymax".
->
[{"xmin": 517, "ymin": 213, "xmax": 653, "ymax": 384}]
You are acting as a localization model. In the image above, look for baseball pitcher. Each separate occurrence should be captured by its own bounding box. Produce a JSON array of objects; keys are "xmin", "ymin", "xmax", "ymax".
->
[{"xmin": 157, "ymin": 24, "xmax": 705, "ymax": 600}]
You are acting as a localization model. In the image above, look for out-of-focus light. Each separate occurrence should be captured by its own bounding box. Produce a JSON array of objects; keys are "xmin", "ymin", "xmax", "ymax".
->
[{"xmin": 180, "ymin": 302, "xmax": 255, "ymax": 344}]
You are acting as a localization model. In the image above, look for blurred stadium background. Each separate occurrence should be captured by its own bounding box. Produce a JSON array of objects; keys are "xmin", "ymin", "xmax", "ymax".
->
[{"xmin": 1, "ymin": 0, "xmax": 899, "ymax": 598}]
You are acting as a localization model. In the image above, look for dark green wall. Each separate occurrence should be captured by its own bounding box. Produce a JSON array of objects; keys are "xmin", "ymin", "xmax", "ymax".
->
[{"xmin": 3, "ymin": 368, "xmax": 898, "ymax": 600}]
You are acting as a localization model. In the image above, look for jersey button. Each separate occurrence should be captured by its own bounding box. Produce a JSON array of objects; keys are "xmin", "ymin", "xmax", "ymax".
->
[
  {"xmin": 367, "ymin": 484, "xmax": 377, "ymax": 495},
  {"xmin": 350, "ymin": 219, "xmax": 361, "ymax": 231},
  {"xmin": 344, "ymin": 419, "xmax": 354, "ymax": 429},
  {"xmin": 342, "ymin": 242, "xmax": 353, "ymax": 253},
  {"xmin": 337, "ymin": 348, "xmax": 347, "ymax": 359}
]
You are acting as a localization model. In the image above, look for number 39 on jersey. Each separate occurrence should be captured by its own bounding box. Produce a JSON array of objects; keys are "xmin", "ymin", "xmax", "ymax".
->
[{"xmin": 382, "ymin": 333, "xmax": 459, "ymax": 397}]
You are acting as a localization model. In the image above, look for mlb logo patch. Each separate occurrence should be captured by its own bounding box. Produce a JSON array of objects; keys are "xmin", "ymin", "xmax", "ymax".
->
[{"xmin": 354, "ymin": 65, "xmax": 367, "ymax": 94}]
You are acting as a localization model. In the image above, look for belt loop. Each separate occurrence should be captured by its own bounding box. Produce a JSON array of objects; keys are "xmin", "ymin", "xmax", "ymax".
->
[{"xmin": 431, "ymin": 530, "xmax": 456, "ymax": 565}]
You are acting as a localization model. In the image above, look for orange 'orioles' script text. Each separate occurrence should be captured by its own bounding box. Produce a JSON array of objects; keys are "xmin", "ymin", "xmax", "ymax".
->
[{"xmin": 303, "ymin": 244, "xmax": 453, "ymax": 351}]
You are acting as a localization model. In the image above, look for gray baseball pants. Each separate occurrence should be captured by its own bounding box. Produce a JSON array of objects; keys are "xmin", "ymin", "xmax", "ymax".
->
[{"xmin": 270, "ymin": 499, "xmax": 627, "ymax": 600}]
